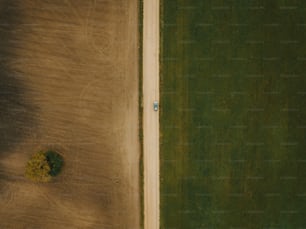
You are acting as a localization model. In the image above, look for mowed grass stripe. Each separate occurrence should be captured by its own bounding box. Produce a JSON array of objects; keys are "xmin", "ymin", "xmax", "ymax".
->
[{"xmin": 160, "ymin": 0, "xmax": 306, "ymax": 228}]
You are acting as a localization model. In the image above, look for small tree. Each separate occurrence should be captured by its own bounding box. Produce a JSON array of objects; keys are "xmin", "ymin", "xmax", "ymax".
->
[
  {"xmin": 25, "ymin": 150, "xmax": 63, "ymax": 182},
  {"xmin": 45, "ymin": 150, "xmax": 64, "ymax": 177},
  {"xmin": 25, "ymin": 151, "xmax": 51, "ymax": 182}
]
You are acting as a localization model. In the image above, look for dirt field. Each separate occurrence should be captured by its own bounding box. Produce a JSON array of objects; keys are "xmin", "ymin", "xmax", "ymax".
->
[{"xmin": 0, "ymin": 1, "xmax": 140, "ymax": 228}]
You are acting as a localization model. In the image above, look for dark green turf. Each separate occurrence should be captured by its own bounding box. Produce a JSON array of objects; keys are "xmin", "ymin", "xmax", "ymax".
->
[{"xmin": 160, "ymin": 1, "xmax": 306, "ymax": 228}]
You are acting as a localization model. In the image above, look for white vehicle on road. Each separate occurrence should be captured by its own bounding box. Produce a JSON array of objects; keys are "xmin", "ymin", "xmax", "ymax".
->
[{"xmin": 153, "ymin": 101, "xmax": 159, "ymax": 111}]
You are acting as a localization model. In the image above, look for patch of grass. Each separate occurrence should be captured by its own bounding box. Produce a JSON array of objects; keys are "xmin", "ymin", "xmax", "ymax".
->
[
  {"xmin": 160, "ymin": 0, "xmax": 306, "ymax": 228},
  {"xmin": 138, "ymin": 0, "xmax": 144, "ymax": 228}
]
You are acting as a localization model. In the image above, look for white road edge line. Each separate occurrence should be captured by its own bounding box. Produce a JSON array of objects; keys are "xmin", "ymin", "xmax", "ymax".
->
[{"xmin": 143, "ymin": 0, "xmax": 160, "ymax": 229}]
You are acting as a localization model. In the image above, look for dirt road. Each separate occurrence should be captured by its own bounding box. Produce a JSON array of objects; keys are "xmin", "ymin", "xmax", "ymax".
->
[{"xmin": 143, "ymin": 0, "xmax": 160, "ymax": 229}]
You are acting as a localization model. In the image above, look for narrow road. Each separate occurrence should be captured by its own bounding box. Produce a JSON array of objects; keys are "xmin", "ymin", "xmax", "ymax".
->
[{"xmin": 143, "ymin": 0, "xmax": 160, "ymax": 229}]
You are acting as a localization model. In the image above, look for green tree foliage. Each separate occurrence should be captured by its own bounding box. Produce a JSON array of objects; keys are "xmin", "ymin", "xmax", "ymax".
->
[
  {"xmin": 25, "ymin": 150, "xmax": 63, "ymax": 182},
  {"xmin": 46, "ymin": 150, "xmax": 64, "ymax": 177}
]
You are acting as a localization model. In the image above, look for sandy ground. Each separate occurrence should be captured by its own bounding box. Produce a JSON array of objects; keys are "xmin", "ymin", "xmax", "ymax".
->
[
  {"xmin": 0, "ymin": 1, "xmax": 140, "ymax": 228},
  {"xmin": 143, "ymin": 0, "xmax": 160, "ymax": 229}
]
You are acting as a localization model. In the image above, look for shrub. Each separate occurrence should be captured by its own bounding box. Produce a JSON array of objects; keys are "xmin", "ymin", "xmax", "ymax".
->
[
  {"xmin": 25, "ymin": 150, "xmax": 63, "ymax": 182},
  {"xmin": 45, "ymin": 150, "xmax": 64, "ymax": 177},
  {"xmin": 25, "ymin": 151, "xmax": 51, "ymax": 182}
]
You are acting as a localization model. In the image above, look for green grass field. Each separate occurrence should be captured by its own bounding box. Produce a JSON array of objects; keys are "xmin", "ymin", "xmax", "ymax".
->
[{"xmin": 160, "ymin": 1, "xmax": 306, "ymax": 228}]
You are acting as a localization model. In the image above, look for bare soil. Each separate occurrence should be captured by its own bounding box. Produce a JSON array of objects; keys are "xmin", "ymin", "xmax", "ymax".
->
[
  {"xmin": 0, "ymin": 1, "xmax": 140, "ymax": 228},
  {"xmin": 143, "ymin": 0, "xmax": 160, "ymax": 229}
]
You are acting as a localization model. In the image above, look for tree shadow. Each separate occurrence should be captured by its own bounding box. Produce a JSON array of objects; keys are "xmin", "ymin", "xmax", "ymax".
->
[{"xmin": 0, "ymin": 0, "xmax": 37, "ymax": 158}]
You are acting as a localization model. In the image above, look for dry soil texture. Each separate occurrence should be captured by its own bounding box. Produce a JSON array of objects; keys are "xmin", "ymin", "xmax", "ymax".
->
[
  {"xmin": 0, "ymin": 1, "xmax": 140, "ymax": 228},
  {"xmin": 143, "ymin": 0, "xmax": 159, "ymax": 229}
]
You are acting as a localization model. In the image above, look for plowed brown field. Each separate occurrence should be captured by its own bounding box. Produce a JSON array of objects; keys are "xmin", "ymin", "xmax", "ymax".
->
[{"xmin": 0, "ymin": 1, "xmax": 140, "ymax": 228}]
